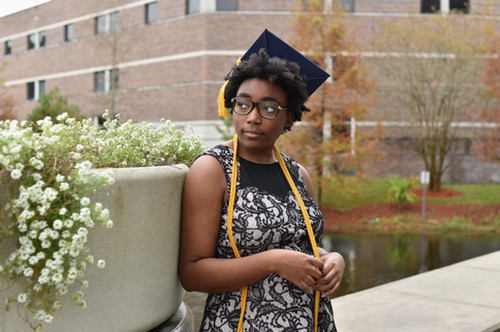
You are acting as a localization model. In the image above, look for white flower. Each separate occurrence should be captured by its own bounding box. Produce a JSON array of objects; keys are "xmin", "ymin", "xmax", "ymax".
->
[
  {"xmin": 96, "ymin": 260, "xmax": 105, "ymax": 269},
  {"xmin": 10, "ymin": 169, "xmax": 22, "ymax": 179},
  {"xmin": 80, "ymin": 197, "xmax": 90, "ymax": 206},
  {"xmin": 44, "ymin": 187, "xmax": 58, "ymax": 201},
  {"xmin": 29, "ymin": 157, "xmax": 44, "ymax": 170},
  {"xmin": 59, "ymin": 207, "xmax": 68, "ymax": 215},
  {"xmin": 94, "ymin": 202, "xmax": 103, "ymax": 212},
  {"xmin": 24, "ymin": 267, "xmax": 34, "ymax": 277},
  {"xmin": 17, "ymin": 293, "xmax": 28, "ymax": 303},
  {"xmin": 76, "ymin": 144, "xmax": 84, "ymax": 151},
  {"xmin": 53, "ymin": 219, "xmax": 63, "ymax": 230},
  {"xmin": 56, "ymin": 174, "xmax": 65, "ymax": 182},
  {"xmin": 63, "ymin": 219, "xmax": 74, "ymax": 228},
  {"xmin": 44, "ymin": 313, "xmax": 54, "ymax": 323},
  {"xmin": 105, "ymin": 219, "xmax": 113, "ymax": 228},
  {"xmin": 56, "ymin": 112, "xmax": 68, "ymax": 121},
  {"xmin": 59, "ymin": 182, "xmax": 70, "ymax": 191}
]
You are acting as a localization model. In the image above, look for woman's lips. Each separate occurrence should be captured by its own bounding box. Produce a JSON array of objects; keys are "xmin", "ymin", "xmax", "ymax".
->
[{"xmin": 242, "ymin": 130, "xmax": 263, "ymax": 138}]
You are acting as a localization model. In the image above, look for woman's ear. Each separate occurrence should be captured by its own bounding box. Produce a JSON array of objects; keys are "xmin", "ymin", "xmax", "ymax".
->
[{"xmin": 285, "ymin": 111, "xmax": 294, "ymax": 129}]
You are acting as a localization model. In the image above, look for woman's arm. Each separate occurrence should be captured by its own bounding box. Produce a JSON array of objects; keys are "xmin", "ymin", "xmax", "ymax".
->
[{"xmin": 178, "ymin": 155, "xmax": 324, "ymax": 294}]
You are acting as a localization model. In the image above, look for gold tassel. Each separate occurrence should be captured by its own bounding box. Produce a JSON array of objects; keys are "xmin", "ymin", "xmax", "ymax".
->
[
  {"xmin": 218, "ymin": 57, "xmax": 242, "ymax": 118},
  {"xmin": 217, "ymin": 80, "xmax": 230, "ymax": 118}
]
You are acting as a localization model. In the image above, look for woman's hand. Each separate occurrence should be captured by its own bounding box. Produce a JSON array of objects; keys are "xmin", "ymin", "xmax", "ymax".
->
[
  {"xmin": 272, "ymin": 249, "xmax": 324, "ymax": 294},
  {"xmin": 315, "ymin": 251, "xmax": 345, "ymax": 297}
]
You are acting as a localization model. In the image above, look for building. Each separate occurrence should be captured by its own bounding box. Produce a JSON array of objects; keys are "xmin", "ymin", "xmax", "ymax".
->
[{"xmin": 1, "ymin": 0, "xmax": 499, "ymax": 181}]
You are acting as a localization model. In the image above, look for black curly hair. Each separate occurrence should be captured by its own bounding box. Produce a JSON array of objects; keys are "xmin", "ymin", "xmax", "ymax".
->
[{"xmin": 224, "ymin": 49, "xmax": 310, "ymax": 131}]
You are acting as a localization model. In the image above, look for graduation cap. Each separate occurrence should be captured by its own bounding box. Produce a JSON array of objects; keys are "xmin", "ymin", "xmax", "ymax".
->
[{"xmin": 218, "ymin": 28, "xmax": 330, "ymax": 117}]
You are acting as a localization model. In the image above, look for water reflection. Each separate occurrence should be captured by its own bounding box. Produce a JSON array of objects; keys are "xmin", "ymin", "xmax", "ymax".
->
[{"xmin": 321, "ymin": 233, "xmax": 500, "ymax": 298}]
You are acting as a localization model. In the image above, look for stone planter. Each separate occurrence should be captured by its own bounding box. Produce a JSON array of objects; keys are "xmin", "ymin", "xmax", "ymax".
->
[{"xmin": 1, "ymin": 165, "xmax": 192, "ymax": 332}]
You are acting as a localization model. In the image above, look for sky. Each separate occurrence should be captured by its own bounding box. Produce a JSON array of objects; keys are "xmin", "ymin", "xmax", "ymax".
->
[{"xmin": 0, "ymin": 0, "xmax": 52, "ymax": 18}]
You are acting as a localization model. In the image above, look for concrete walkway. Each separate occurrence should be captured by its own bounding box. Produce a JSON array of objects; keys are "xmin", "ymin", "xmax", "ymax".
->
[{"xmin": 332, "ymin": 250, "xmax": 500, "ymax": 332}]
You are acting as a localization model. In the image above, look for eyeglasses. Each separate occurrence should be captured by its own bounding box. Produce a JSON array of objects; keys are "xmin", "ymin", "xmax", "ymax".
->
[{"xmin": 231, "ymin": 97, "xmax": 287, "ymax": 119}]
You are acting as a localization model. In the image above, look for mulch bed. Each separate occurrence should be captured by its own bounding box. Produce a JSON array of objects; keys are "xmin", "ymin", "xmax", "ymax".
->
[{"xmin": 321, "ymin": 189, "xmax": 500, "ymax": 233}]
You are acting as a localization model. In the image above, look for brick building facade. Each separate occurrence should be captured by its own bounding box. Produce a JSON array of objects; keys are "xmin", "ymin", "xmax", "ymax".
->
[{"xmin": 1, "ymin": 0, "xmax": 499, "ymax": 182}]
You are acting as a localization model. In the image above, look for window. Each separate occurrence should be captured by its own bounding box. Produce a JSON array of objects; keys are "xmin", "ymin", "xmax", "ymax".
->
[
  {"xmin": 27, "ymin": 80, "xmax": 45, "ymax": 100},
  {"xmin": 421, "ymin": 0, "xmax": 469, "ymax": 13},
  {"xmin": 96, "ymin": 15, "xmax": 107, "ymax": 34},
  {"xmin": 95, "ymin": 69, "xmax": 119, "ymax": 92},
  {"xmin": 28, "ymin": 33, "xmax": 36, "ymax": 49},
  {"xmin": 4, "ymin": 40, "xmax": 12, "ymax": 55},
  {"xmin": 65, "ymin": 24, "xmax": 74, "ymax": 41},
  {"xmin": 339, "ymin": 0, "xmax": 354, "ymax": 12},
  {"xmin": 95, "ymin": 71, "xmax": 106, "ymax": 92},
  {"xmin": 146, "ymin": 2, "xmax": 158, "ymax": 24},
  {"xmin": 217, "ymin": 0, "xmax": 238, "ymax": 11},
  {"xmin": 38, "ymin": 31, "xmax": 46, "ymax": 48},
  {"xmin": 450, "ymin": 0, "xmax": 469, "ymax": 13},
  {"xmin": 96, "ymin": 12, "xmax": 120, "ymax": 34},
  {"xmin": 187, "ymin": 0, "xmax": 200, "ymax": 14},
  {"xmin": 27, "ymin": 31, "xmax": 47, "ymax": 49},
  {"xmin": 110, "ymin": 11, "xmax": 120, "ymax": 33}
]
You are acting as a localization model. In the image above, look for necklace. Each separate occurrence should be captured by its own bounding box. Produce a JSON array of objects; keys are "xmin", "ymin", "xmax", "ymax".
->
[{"xmin": 227, "ymin": 134, "xmax": 321, "ymax": 332}]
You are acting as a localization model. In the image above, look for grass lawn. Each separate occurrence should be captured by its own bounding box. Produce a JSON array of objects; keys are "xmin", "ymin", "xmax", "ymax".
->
[{"xmin": 322, "ymin": 177, "xmax": 500, "ymax": 210}]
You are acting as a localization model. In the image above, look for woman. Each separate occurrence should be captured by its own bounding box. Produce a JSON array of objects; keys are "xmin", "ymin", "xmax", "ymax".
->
[{"xmin": 179, "ymin": 30, "xmax": 345, "ymax": 331}]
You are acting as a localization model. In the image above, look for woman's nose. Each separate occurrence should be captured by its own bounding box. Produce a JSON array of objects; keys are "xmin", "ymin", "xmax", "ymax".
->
[{"xmin": 245, "ymin": 106, "xmax": 262, "ymax": 123}]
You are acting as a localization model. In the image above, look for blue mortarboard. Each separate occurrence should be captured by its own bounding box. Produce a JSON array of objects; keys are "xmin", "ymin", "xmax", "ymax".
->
[{"xmin": 218, "ymin": 29, "xmax": 330, "ymax": 117}]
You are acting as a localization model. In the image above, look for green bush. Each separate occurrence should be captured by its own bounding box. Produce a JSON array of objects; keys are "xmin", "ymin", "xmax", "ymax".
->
[
  {"xmin": 28, "ymin": 87, "xmax": 85, "ymax": 124},
  {"xmin": 387, "ymin": 175, "xmax": 418, "ymax": 209}
]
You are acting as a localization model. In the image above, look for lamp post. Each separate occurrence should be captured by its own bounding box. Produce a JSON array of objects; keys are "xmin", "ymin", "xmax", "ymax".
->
[{"xmin": 420, "ymin": 171, "xmax": 430, "ymax": 222}]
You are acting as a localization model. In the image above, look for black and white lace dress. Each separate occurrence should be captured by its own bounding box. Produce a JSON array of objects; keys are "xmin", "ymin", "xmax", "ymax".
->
[{"xmin": 199, "ymin": 144, "xmax": 336, "ymax": 332}]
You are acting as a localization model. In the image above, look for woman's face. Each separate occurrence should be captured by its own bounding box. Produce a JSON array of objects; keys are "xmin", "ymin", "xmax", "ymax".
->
[{"xmin": 232, "ymin": 78, "xmax": 293, "ymax": 154}]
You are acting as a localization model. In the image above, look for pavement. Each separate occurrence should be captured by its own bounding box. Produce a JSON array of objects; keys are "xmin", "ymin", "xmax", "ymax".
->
[{"xmin": 332, "ymin": 250, "xmax": 500, "ymax": 332}]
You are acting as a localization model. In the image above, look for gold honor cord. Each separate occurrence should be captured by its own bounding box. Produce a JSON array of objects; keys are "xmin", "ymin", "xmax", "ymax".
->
[{"xmin": 227, "ymin": 134, "xmax": 320, "ymax": 332}]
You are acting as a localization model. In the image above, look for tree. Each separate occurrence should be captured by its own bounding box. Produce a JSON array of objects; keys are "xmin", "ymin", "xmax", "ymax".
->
[
  {"xmin": 373, "ymin": 14, "xmax": 496, "ymax": 191},
  {"xmin": 0, "ymin": 67, "xmax": 14, "ymax": 120},
  {"xmin": 28, "ymin": 87, "xmax": 85, "ymax": 123},
  {"xmin": 475, "ymin": 40, "xmax": 500, "ymax": 162},
  {"xmin": 280, "ymin": 0, "xmax": 380, "ymax": 205}
]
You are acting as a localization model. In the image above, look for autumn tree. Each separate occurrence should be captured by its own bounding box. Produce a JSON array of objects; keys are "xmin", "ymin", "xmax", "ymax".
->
[
  {"xmin": 373, "ymin": 14, "xmax": 497, "ymax": 191},
  {"xmin": 475, "ymin": 41, "xmax": 500, "ymax": 162},
  {"xmin": 280, "ymin": 0, "xmax": 379, "ymax": 205}
]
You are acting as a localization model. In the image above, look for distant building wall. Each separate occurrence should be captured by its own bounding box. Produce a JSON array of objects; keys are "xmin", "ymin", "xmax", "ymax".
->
[{"xmin": 1, "ymin": 0, "xmax": 498, "ymax": 183}]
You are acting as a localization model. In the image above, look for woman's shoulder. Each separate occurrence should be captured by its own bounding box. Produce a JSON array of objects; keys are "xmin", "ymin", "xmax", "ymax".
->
[{"xmin": 188, "ymin": 144, "xmax": 232, "ymax": 178}]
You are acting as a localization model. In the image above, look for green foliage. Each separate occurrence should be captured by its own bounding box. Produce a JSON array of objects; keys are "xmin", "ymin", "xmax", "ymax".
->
[
  {"xmin": 431, "ymin": 184, "xmax": 500, "ymax": 205},
  {"xmin": 0, "ymin": 112, "xmax": 205, "ymax": 330},
  {"xmin": 215, "ymin": 114, "xmax": 234, "ymax": 141},
  {"xmin": 322, "ymin": 177, "xmax": 390, "ymax": 210},
  {"xmin": 387, "ymin": 176, "xmax": 418, "ymax": 209},
  {"xmin": 28, "ymin": 87, "xmax": 85, "ymax": 124}
]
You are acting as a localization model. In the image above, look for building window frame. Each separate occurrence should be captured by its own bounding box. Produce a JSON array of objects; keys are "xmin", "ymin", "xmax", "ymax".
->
[
  {"xmin": 216, "ymin": 0, "xmax": 238, "ymax": 11},
  {"xmin": 110, "ymin": 11, "xmax": 120, "ymax": 33},
  {"xmin": 421, "ymin": 0, "xmax": 469, "ymax": 13},
  {"xmin": 95, "ymin": 12, "xmax": 120, "ymax": 35},
  {"xmin": 27, "ymin": 30, "xmax": 47, "ymax": 50},
  {"xmin": 146, "ymin": 2, "xmax": 158, "ymax": 24},
  {"xmin": 38, "ymin": 31, "xmax": 46, "ymax": 48},
  {"xmin": 187, "ymin": 0, "xmax": 200, "ymax": 14},
  {"xmin": 94, "ymin": 69, "xmax": 119, "ymax": 93},
  {"xmin": 65, "ymin": 23, "xmax": 74, "ymax": 42},
  {"xmin": 339, "ymin": 0, "xmax": 354, "ymax": 12},
  {"xmin": 5, "ymin": 40, "xmax": 12, "ymax": 55},
  {"xmin": 27, "ymin": 80, "xmax": 46, "ymax": 101},
  {"xmin": 27, "ymin": 33, "xmax": 37, "ymax": 50}
]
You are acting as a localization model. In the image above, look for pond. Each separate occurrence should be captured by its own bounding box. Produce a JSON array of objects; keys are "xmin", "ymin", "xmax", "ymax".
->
[
  {"xmin": 321, "ymin": 233, "xmax": 500, "ymax": 298},
  {"xmin": 183, "ymin": 233, "xmax": 500, "ymax": 330}
]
